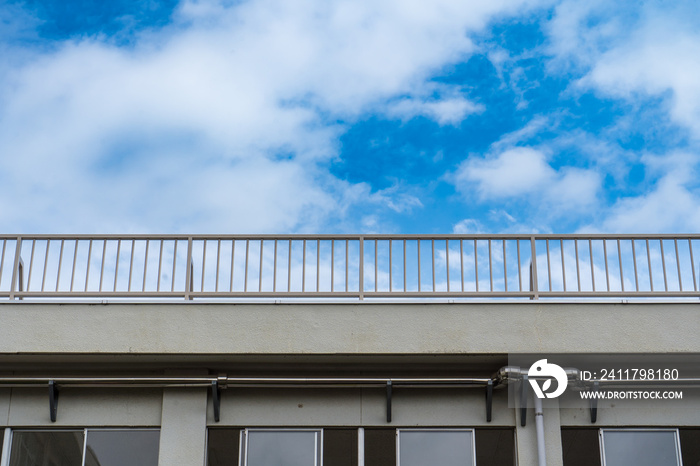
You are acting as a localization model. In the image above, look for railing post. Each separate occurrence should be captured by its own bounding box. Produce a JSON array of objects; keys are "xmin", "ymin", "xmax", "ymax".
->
[
  {"xmin": 9, "ymin": 236, "xmax": 21, "ymax": 300},
  {"xmin": 18, "ymin": 258, "xmax": 24, "ymax": 301},
  {"xmin": 185, "ymin": 237, "xmax": 193, "ymax": 301},
  {"xmin": 359, "ymin": 236, "xmax": 364, "ymax": 300},
  {"xmin": 530, "ymin": 236, "xmax": 539, "ymax": 300}
]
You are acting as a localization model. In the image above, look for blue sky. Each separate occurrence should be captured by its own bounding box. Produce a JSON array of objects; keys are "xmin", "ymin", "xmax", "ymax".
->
[{"xmin": 1, "ymin": 0, "xmax": 699, "ymax": 234}]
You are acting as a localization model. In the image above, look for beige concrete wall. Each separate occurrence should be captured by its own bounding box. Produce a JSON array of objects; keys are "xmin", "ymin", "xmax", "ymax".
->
[
  {"xmin": 210, "ymin": 388, "xmax": 513, "ymax": 427},
  {"xmin": 4, "ymin": 388, "xmax": 161, "ymax": 426},
  {"xmin": 1, "ymin": 301, "xmax": 698, "ymax": 356},
  {"xmin": 0, "ymin": 384, "xmax": 695, "ymax": 430},
  {"xmin": 560, "ymin": 391, "xmax": 700, "ymax": 426}
]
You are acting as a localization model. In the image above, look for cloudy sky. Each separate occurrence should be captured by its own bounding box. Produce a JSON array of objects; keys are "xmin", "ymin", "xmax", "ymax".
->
[{"xmin": 1, "ymin": 0, "xmax": 699, "ymax": 234}]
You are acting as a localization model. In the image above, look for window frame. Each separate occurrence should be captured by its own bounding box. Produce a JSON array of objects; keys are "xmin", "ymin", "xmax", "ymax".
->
[
  {"xmin": 599, "ymin": 428, "xmax": 683, "ymax": 466},
  {"xmin": 396, "ymin": 428, "xmax": 477, "ymax": 466},
  {"xmin": 0, "ymin": 427, "xmax": 160, "ymax": 466},
  {"xmin": 0, "ymin": 429, "xmax": 7, "ymax": 466},
  {"xmin": 240, "ymin": 428, "xmax": 323, "ymax": 466}
]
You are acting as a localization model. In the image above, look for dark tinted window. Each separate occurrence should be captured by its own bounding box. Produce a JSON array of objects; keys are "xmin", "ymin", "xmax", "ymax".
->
[
  {"xmin": 324, "ymin": 429, "xmax": 358, "ymax": 466},
  {"xmin": 9, "ymin": 431, "xmax": 84, "ymax": 466},
  {"xmin": 8, "ymin": 430, "xmax": 158, "ymax": 466},
  {"xmin": 208, "ymin": 429, "xmax": 241, "ymax": 466},
  {"xmin": 475, "ymin": 429, "xmax": 515, "ymax": 466},
  {"xmin": 84, "ymin": 430, "xmax": 159, "ymax": 466},
  {"xmin": 207, "ymin": 427, "xmax": 517, "ymax": 466},
  {"xmin": 680, "ymin": 429, "xmax": 700, "ymax": 466},
  {"xmin": 561, "ymin": 429, "xmax": 601, "ymax": 466},
  {"xmin": 208, "ymin": 428, "xmax": 358, "ymax": 466},
  {"xmin": 398, "ymin": 430, "xmax": 474, "ymax": 466},
  {"xmin": 365, "ymin": 429, "xmax": 395, "ymax": 466}
]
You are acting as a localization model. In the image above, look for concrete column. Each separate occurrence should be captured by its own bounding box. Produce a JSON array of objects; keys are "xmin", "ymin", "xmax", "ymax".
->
[
  {"xmin": 515, "ymin": 397, "xmax": 563, "ymax": 466},
  {"xmin": 158, "ymin": 388, "xmax": 208, "ymax": 466}
]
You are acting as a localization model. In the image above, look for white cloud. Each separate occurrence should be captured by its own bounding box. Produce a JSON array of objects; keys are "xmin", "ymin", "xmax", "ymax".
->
[
  {"xmin": 452, "ymin": 219, "xmax": 485, "ymax": 234},
  {"xmin": 452, "ymin": 146, "xmax": 601, "ymax": 209},
  {"xmin": 0, "ymin": 0, "xmax": 545, "ymax": 233},
  {"xmin": 384, "ymin": 84, "xmax": 484, "ymax": 125},
  {"xmin": 586, "ymin": 152, "xmax": 700, "ymax": 233},
  {"xmin": 543, "ymin": 0, "xmax": 624, "ymax": 72},
  {"xmin": 585, "ymin": 28, "xmax": 700, "ymax": 138},
  {"xmin": 593, "ymin": 176, "xmax": 700, "ymax": 234},
  {"xmin": 546, "ymin": 2, "xmax": 700, "ymax": 139},
  {"xmin": 542, "ymin": 3, "xmax": 700, "ymax": 233},
  {"xmin": 385, "ymin": 96, "xmax": 482, "ymax": 126},
  {"xmin": 550, "ymin": 167, "xmax": 600, "ymax": 206},
  {"xmin": 455, "ymin": 147, "xmax": 552, "ymax": 197},
  {"xmin": 370, "ymin": 188, "xmax": 423, "ymax": 214}
]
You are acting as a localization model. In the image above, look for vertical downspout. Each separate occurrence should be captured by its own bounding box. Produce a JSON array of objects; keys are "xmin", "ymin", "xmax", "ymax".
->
[
  {"xmin": 534, "ymin": 396, "xmax": 547, "ymax": 466},
  {"xmin": 358, "ymin": 427, "xmax": 365, "ymax": 466}
]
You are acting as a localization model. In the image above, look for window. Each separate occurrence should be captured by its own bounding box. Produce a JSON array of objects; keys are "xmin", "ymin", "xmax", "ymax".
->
[
  {"xmin": 242, "ymin": 429, "xmax": 322, "ymax": 466},
  {"xmin": 600, "ymin": 429, "xmax": 682, "ymax": 466},
  {"xmin": 474, "ymin": 429, "xmax": 515, "ymax": 466},
  {"xmin": 322, "ymin": 428, "xmax": 357, "ymax": 466},
  {"xmin": 562, "ymin": 429, "xmax": 601, "ymax": 466},
  {"xmin": 364, "ymin": 429, "xmax": 395, "ymax": 466},
  {"xmin": 6, "ymin": 429, "xmax": 159, "ymax": 466},
  {"xmin": 209, "ymin": 427, "xmax": 512, "ymax": 466},
  {"xmin": 679, "ymin": 429, "xmax": 700, "ymax": 466},
  {"xmin": 9, "ymin": 431, "xmax": 83, "ymax": 466},
  {"xmin": 397, "ymin": 429, "xmax": 475, "ymax": 466},
  {"xmin": 564, "ymin": 428, "xmax": 700, "ymax": 466},
  {"xmin": 207, "ymin": 429, "xmax": 240, "ymax": 466},
  {"xmin": 208, "ymin": 428, "xmax": 356, "ymax": 466},
  {"xmin": 365, "ymin": 428, "xmax": 513, "ymax": 466}
]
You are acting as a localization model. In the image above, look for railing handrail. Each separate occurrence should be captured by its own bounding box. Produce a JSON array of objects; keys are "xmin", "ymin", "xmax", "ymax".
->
[
  {"xmin": 2, "ymin": 234, "xmax": 700, "ymax": 300},
  {"xmin": 2, "ymin": 233, "xmax": 700, "ymax": 240}
]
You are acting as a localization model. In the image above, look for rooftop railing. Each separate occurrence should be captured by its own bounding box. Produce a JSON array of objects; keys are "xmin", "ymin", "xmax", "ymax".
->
[{"xmin": 1, "ymin": 234, "xmax": 699, "ymax": 300}]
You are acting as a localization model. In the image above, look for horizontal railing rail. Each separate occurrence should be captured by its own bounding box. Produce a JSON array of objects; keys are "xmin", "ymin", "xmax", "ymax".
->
[{"xmin": 1, "ymin": 234, "xmax": 699, "ymax": 300}]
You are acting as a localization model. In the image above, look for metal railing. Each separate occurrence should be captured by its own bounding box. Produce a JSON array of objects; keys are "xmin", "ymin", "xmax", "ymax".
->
[{"xmin": 1, "ymin": 234, "xmax": 699, "ymax": 300}]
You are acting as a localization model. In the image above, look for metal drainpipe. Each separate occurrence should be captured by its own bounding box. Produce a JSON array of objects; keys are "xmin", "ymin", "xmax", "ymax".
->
[{"xmin": 534, "ymin": 395, "xmax": 547, "ymax": 466}]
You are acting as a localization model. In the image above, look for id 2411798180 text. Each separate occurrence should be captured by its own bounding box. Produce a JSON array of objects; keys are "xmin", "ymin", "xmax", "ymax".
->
[{"xmin": 580, "ymin": 368, "xmax": 679, "ymax": 381}]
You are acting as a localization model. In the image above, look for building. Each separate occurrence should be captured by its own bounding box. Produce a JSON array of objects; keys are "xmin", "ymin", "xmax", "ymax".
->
[{"xmin": 0, "ymin": 234, "xmax": 698, "ymax": 466}]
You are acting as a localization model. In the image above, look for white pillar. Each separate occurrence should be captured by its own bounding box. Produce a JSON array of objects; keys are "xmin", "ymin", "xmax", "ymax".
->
[{"xmin": 158, "ymin": 388, "xmax": 208, "ymax": 466}]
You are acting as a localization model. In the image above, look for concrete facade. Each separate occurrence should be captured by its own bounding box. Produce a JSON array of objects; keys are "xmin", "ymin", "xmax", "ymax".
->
[
  {"xmin": 2, "ymin": 301, "xmax": 698, "ymax": 355},
  {"xmin": 1, "ymin": 300, "xmax": 699, "ymax": 465}
]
